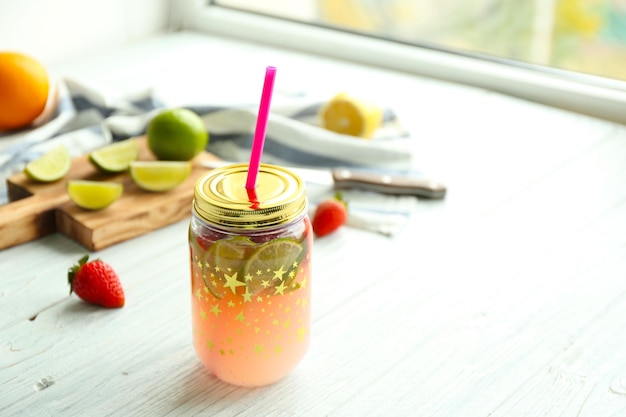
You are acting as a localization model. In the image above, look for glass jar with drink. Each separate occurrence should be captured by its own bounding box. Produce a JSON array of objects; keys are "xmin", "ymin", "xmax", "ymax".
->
[{"xmin": 189, "ymin": 163, "xmax": 312, "ymax": 386}]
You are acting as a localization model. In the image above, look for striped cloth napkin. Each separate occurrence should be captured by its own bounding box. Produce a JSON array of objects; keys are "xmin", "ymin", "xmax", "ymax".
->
[{"xmin": 0, "ymin": 78, "xmax": 418, "ymax": 236}]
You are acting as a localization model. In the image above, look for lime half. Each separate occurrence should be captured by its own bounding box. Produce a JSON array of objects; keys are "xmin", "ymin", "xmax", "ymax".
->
[
  {"xmin": 129, "ymin": 161, "xmax": 192, "ymax": 192},
  {"xmin": 203, "ymin": 237, "xmax": 256, "ymax": 299},
  {"xmin": 244, "ymin": 238, "xmax": 304, "ymax": 296},
  {"xmin": 67, "ymin": 180, "xmax": 123, "ymax": 210},
  {"xmin": 89, "ymin": 138, "xmax": 140, "ymax": 173},
  {"xmin": 24, "ymin": 145, "xmax": 71, "ymax": 182}
]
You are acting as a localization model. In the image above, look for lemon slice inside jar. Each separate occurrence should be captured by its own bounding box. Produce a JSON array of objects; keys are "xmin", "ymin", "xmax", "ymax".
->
[
  {"xmin": 244, "ymin": 238, "xmax": 305, "ymax": 296},
  {"xmin": 202, "ymin": 237, "xmax": 256, "ymax": 299}
]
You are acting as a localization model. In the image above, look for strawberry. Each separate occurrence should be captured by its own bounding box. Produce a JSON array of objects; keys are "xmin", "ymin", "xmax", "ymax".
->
[
  {"xmin": 312, "ymin": 194, "xmax": 348, "ymax": 237},
  {"xmin": 68, "ymin": 255, "xmax": 125, "ymax": 308}
]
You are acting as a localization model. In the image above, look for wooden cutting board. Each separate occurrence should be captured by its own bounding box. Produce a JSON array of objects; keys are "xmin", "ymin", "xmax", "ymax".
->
[{"xmin": 0, "ymin": 137, "xmax": 220, "ymax": 251}]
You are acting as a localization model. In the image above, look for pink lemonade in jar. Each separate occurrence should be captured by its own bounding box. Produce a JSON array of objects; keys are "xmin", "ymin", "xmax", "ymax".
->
[{"xmin": 189, "ymin": 164, "xmax": 312, "ymax": 386}]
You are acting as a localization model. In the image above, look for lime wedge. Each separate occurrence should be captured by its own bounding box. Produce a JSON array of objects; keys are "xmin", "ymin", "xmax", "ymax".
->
[
  {"xmin": 244, "ymin": 238, "xmax": 304, "ymax": 296},
  {"xmin": 203, "ymin": 237, "xmax": 256, "ymax": 299},
  {"xmin": 89, "ymin": 138, "xmax": 140, "ymax": 173},
  {"xmin": 129, "ymin": 161, "xmax": 192, "ymax": 192},
  {"xmin": 24, "ymin": 145, "xmax": 71, "ymax": 182},
  {"xmin": 67, "ymin": 180, "xmax": 123, "ymax": 210}
]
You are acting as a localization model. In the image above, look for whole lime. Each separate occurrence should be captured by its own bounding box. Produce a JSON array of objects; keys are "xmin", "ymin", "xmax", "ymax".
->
[{"xmin": 147, "ymin": 108, "xmax": 208, "ymax": 161}]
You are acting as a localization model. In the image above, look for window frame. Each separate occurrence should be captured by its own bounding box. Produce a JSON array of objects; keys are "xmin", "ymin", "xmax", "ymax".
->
[{"xmin": 174, "ymin": 0, "xmax": 626, "ymax": 125}]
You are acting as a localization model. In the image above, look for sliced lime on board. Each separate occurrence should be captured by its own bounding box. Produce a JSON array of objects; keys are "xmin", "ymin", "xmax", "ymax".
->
[
  {"xmin": 67, "ymin": 180, "xmax": 123, "ymax": 210},
  {"xmin": 89, "ymin": 138, "xmax": 140, "ymax": 173},
  {"xmin": 24, "ymin": 145, "xmax": 71, "ymax": 182},
  {"xmin": 129, "ymin": 161, "xmax": 191, "ymax": 192}
]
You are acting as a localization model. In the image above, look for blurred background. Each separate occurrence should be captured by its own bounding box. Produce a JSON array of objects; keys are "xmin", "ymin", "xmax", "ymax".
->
[
  {"xmin": 0, "ymin": 0, "xmax": 171, "ymax": 65},
  {"xmin": 1, "ymin": 0, "xmax": 625, "ymax": 81},
  {"xmin": 218, "ymin": 0, "xmax": 626, "ymax": 82}
]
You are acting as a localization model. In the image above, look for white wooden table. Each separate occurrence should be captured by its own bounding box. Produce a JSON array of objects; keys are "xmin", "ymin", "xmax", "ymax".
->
[{"xmin": 2, "ymin": 32, "xmax": 626, "ymax": 416}]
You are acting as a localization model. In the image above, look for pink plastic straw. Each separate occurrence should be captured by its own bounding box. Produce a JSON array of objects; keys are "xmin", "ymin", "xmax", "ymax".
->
[{"xmin": 246, "ymin": 66, "xmax": 277, "ymax": 190}]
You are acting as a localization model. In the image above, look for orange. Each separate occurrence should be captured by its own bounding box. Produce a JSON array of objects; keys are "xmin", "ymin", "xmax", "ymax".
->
[{"xmin": 0, "ymin": 52, "xmax": 49, "ymax": 131}]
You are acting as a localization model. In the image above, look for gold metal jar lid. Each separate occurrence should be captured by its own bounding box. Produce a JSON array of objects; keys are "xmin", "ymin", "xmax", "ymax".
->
[{"xmin": 193, "ymin": 163, "xmax": 307, "ymax": 229}]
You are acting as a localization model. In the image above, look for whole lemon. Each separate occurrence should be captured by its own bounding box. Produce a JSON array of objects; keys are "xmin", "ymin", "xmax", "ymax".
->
[
  {"xmin": 319, "ymin": 92, "xmax": 382, "ymax": 139},
  {"xmin": 0, "ymin": 52, "xmax": 49, "ymax": 131},
  {"xmin": 147, "ymin": 108, "xmax": 208, "ymax": 161}
]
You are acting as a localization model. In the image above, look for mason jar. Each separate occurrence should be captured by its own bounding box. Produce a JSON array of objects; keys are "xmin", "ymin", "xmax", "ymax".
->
[{"xmin": 189, "ymin": 163, "xmax": 312, "ymax": 386}]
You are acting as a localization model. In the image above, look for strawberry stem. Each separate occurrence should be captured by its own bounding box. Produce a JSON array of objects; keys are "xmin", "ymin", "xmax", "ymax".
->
[
  {"xmin": 334, "ymin": 192, "xmax": 347, "ymax": 209},
  {"xmin": 68, "ymin": 254, "xmax": 89, "ymax": 294}
]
